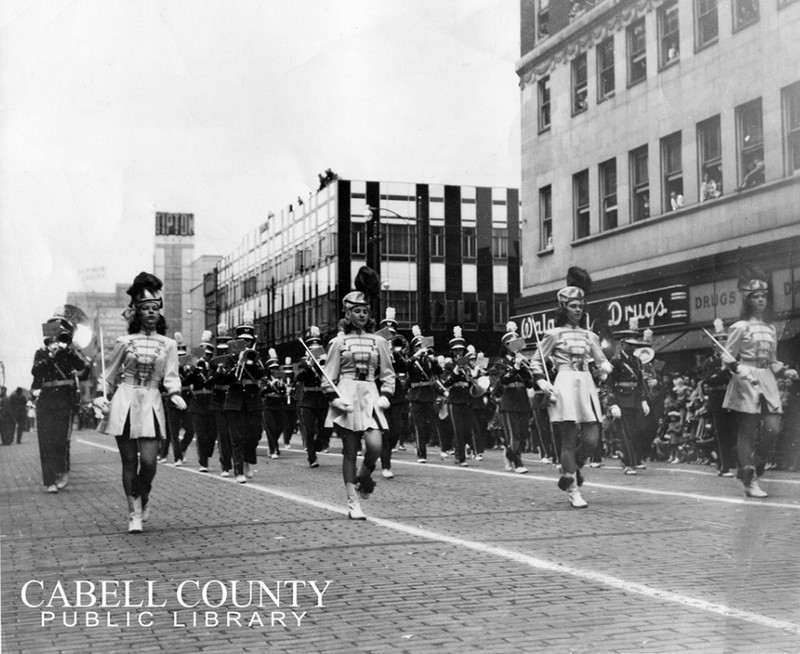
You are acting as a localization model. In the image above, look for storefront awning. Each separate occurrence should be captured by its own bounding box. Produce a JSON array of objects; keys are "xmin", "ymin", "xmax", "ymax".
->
[
  {"xmin": 649, "ymin": 332, "xmax": 685, "ymax": 353},
  {"xmin": 777, "ymin": 318, "xmax": 800, "ymax": 341},
  {"xmin": 655, "ymin": 329, "xmax": 713, "ymax": 353}
]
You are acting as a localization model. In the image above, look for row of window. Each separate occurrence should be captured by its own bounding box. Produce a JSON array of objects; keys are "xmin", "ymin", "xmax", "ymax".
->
[
  {"xmin": 350, "ymin": 224, "xmax": 510, "ymax": 260},
  {"xmin": 536, "ymin": 0, "xmax": 777, "ymax": 129},
  {"xmin": 539, "ymin": 82, "xmax": 800, "ymax": 248}
]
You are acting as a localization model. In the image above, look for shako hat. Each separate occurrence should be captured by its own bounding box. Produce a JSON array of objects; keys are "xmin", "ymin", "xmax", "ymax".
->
[
  {"xmin": 266, "ymin": 348, "xmax": 279, "ymax": 368},
  {"xmin": 449, "ymin": 326, "xmax": 466, "ymax": 351},
  {"xmin": 557, "ymin": 266, "xmax": 591, "ymax": 306},
  {"xmin": 174, "ymin": 332, "xmax": 187, "ymax": 355},
  {"xmin": 215, "ymin": 323, "xmax": 231, "ymax": 353},
  {"xmin": 126, "ymin": 272, "xmax": 163, "ymax": 308},
  {"xmin": 235, "ymin": 311, "xmax": 256, "ymax": 341},
  {"xmin": 501, "ymin": 321, "xmax": 519, "ymax": 347}
]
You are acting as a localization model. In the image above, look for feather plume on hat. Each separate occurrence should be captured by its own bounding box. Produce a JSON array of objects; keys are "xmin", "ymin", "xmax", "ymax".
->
[
  {"xmin": 354, "ymin": 266, "xmax": 381, "ymax": 300},
  {"xmin": 565, "ymin": 267, "xmax": 592, "ymax": 293},
  {"xmin": 713, "ymin": 318, "xmax": 724, "ymax": 334},
  {"xmin": 412, "ymin": 325, "xmax": 422, "ymax": 338},
  {"xmin": 268, "ymin": 348, "xmax": 277, "ymax": 359},
  {"xmin": 217, "ymin": 323, "xmax": 229, "ymax": 337},
  {"xmin": 126, "ymin": 271, "xmax": 163, "ymax": 307},
  {"xmin": 453, "ymin": 326, "xmax": 462, "ymax": 339},
  {"xmin": 506, "ymin": 321, "xmax": 518, "ymax": 334}
]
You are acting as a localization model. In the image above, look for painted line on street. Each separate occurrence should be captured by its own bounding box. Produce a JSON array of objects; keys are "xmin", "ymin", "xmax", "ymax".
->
[{"xmin": 77, "ymin": 435, "xmax": 800, "ymax": 636}]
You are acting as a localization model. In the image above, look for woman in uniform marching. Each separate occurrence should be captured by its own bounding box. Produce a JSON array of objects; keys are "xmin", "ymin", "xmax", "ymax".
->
[
  {"xmin": 97, "ymin": 272, "xmax": 187, "ymax": 533},
  {"xmin": 721, "ymin": 266, "xmax": 798, "ymax": 498},
  {"xmin": 530, "ymin": 267, "xmax": 613, "ymax": 508},
  {"xmin": 321, "ymin": 266, "xmax": 395, "ymax": 520}
]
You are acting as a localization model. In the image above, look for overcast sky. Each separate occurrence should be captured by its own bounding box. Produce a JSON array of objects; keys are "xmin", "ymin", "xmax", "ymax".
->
[{"xmin": 0, "ymin": 0, "xmax": 520, "ymax": 389}]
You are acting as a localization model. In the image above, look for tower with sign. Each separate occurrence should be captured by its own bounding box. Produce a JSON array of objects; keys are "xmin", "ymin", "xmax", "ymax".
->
[{"xmin": 154, "ymin": 212, "xmax": 195, "ymax": 337}]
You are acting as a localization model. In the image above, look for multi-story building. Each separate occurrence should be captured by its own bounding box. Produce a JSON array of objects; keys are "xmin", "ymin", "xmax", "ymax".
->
[
  {"xmin": 516, "ymin": 0, "xmax": 800, "ymax": 369},
  {"xmin": 216, "ymin": 178, "xmax": 521, "ymax": 358}
]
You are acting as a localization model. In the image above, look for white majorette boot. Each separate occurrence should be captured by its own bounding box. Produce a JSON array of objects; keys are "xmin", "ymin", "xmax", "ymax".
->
[
  {"xmin": 558, "ymin": 472, "xmax": 588, "ymax": 508},
  {"xmin": 128, "ymin": 496, "xmax": 143, "ymax": 533},
  {"xmin": 746, "ymin": 477, "xmax": 769, "ymax": 498},
  {"xmin": 345, "ymin": 483, "xmax": 366, "ymax": 520}
]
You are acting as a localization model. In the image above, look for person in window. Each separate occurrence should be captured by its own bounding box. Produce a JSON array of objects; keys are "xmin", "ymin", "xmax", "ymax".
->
[
  {"xmin": 667, "ymin": 42, "xmax": 679, "ymax": 62},
  {"xmin": 720, "ymin": 266, "xmax": 798, "ymax": 497},
  {"xmin": 700, "ymin": 174, "xmax": 721, "ymax": 201},
  {"xmin": 670, "ymin": 191, "xmax": 685, "ymax": 211},
  {"xmin": 529, "ymin": 267, "xmax": 613, "ymax": 508},
  {"xmin": 95, "ymin": 272, "xmax": 186, "ymax": 533},
  {"xmin": 738, "ymin": 157, "xmax": 764, "ymax": 190},
  {"xmin": 321, "ymin": 266, "xmax": 395, "ymax": 520}
]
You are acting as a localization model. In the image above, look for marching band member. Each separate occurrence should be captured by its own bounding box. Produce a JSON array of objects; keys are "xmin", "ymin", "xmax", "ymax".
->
[
  {"xmin": 31, "ymin": 312, "xmax": 89, "ymax": 493},
  {"xmin": 321, "ymin": 266, "xmax": 395, "ymax": 520},
  {"xmin": 530, "ymin": 267, "xmax": 613, "ymax": 508},
  {"xmin": 721, "ymin": 266, "xmax": 798, "ymax": 498},
  {"xmin": 159, "ymin": 332, "xmax": 195, "ymax": 466},
  {"xmin": 295, "ymin": 327, "xmax": 330, "ymax": 468},
  {"xmin": 492, "ymin": 322, "xmax": 533, "ymax": 474},
  {"xmin": 407, "ymin": 325, "xmax": 443, "ymax": 464},
  {"xmin": 281, "ymin": 357, "xmax": 299, "ymax": 450},
  {"xmin": 260, "ymin": 348, "xmax": 286, "ymax": 460},
  {"xmin": 700, "ymin": 319, "xmax": 736, "ymax": 477},
  {"xmin": 187, "ymin": 330, "xmax": 217, "ymax": 472},
  {"xmin": 223, "ymin": 312, "xmax": 264, "ymax": 484},
  {"xmin": 97, "ymin": 272, "xmax": 186, "ymax": 533},
  {"xmin": 441, "ymin": 327, "xmax": 477, "ymax": 467},
  {"xmin": 210, "ymin": 324, "xmax": 233, "ymax": 477},
  {"xmin": 378, "ymin": 307, "xmax": 408, "ymax": 479},
  {"xmin": 466, "ymin": 345, "xmax": 490, "ymax": 461},
  {"xmin": 606, "ymin": 318, "xmax": 651, "ymax": 475}
]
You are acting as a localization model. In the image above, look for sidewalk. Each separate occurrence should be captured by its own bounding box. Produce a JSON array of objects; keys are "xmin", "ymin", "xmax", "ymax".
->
[{"xmin": 3, "ymin": 430, "xmax": 800, "ymax": 653}]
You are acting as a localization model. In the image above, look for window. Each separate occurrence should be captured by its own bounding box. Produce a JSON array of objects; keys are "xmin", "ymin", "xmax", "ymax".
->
[
  {"xmin": 698, "ymin": 115, "xmax": 723, "ymax": 201},
  {"xmin": 538, "ymin": 76, "xmax": 551, "ymax": 132},
  {"xmin": 538, "ymin": 0, "xmax": 549, "ymax": 39},
  {"xmin": 658, "ymin": 1, "xmax": 680, "ymax": 67},
  {"xmin": 733, "ymin": 0, "xmax": 758, "ymax": 31},
  {"xmin": 630, "ymin": 146, "xmax": 650, "ymax": 221},
  {"xmin": 736, "ymin": 99, "xmax": 764, "ymax": 189},
  {"xmin": 661, "ymin": 132, "xmax": 684, "ymax": 211},
  {"xmin": 430, "ymin": 226, "xmax": 445, "ymax": 258},
  {"xmin": 782, "ymin": 82, "xmax": 800, "ymax": 175},
  {"xmin": 539, "ymin": 185, "xmax": 553, "ymax": 250},
  {"xmin": 491, "ymin": 228, "xmax": 508, "ymax": 259},
  {"xmin": 385, "ymin": 291, "xmax": 417, "ymax": 325},
  {"xmin": 627, "ymin": 18, "xmax": 647, "ymax": 86},
  {"xmin": 696, "ymin": 0, "xmax": 718, "ymax": 49},
  {"xmin": 351, "ymin": 223, "xmax": 366, "ymax": 256},
  {"xmin": 574, "ymin": 170, "xmax": 590, "ymax": 239},
  {"xmin": 462, "ymin": 227, "xmax": 477, "ymax": 259},
  {"xmin": 494, "ymin": 299, "xmax": 508, "ymax": 326},
  {"xmin": 381, "ymin": 223, "xmax": 416, "ymax": 258},
  {"xmin": 572, "ymin": 53, "xmax": 588, "ymax": 114},
  {"xmin": 597, "ymin": 37, "xmax": 615, "ymax": 101},
  {"xmin": 599, "ymin": 158, "xmax": 617, "ymax": 230}
]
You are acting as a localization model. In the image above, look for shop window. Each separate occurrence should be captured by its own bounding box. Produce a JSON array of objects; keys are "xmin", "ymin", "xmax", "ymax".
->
[
  {"xmin": 658, "ymin": 1, "xmax": 680, "ymax": 68},
  {"xmin": 736, "ymin": 98, "xmax": 765, "ymax": 190},
  {"xmin": 661, "ymin": 132, "xmax": 684, "ymax": 211},
  {"xmin": 597, "ymin": 37, "xmax": 615, "ymax": 102},
  {"xmin": 630, "ymin": 145, "xmax": 650, "ymax": 221},
  {"xmin": 574, "ymin": 170, "xmax": 590, "ymax": 239},
  {"xmin": 599, "ymin": 158, "xmax": 617, "ymax": 230},
  {"xmin": 698, "ymin": 115, "xmax": 723, "ymax": 201},
  {"xmin": 627, "ymin": 18, "xmax": 647, "ymax": 86}
]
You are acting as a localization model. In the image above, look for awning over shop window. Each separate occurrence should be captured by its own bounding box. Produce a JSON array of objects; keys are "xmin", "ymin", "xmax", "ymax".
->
[
  {"xmin": 777, "ymin": 318, "xmax": 800, "ymax": 341},
  {"xmin": 649, "ymin": 332, "xmax": 685, "ymax": 353},
  {"xmin": 655, "ymin": 329, "xmax": 713, "ymax": 353}
]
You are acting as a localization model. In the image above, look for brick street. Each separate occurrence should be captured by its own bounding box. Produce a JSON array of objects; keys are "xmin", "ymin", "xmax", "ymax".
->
[{"xmin": 2, "ymin": 430, "xmax": 800, "ymax": 653}]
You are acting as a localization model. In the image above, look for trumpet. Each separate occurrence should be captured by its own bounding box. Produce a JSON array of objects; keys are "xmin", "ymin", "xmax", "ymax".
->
[{"xmin": 414, "ymin": 358, "xmax": 448, "ymax": 394}]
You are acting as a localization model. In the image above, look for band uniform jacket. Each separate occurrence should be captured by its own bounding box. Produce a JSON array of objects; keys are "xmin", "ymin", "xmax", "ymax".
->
[
  {"xmin": 492, "ymin": 355, "xmax": 534, "ymax": 413},
  {"xmin": 187, "ymin": 360, "xmax": 215, "ymax": 415},
  {"xmin": 700, "ymin": 356, "xmax": 732, "ymax": 413},
  {"xmin": 407, "ymin": 355, "xmax": 442, "ymax": 404},
  {"xmin": 102, "ymin": 333, "xmax": 181, "ymax": 439},
  {"xmin": 223, "ymin": 360, "xmax": 264, "ymax": 412},
  {"xmin": 442, "ymin": 363, "xmax": 473, "ymax": 405},
  {"xmin": 606, "ymin": 350, "xmax": 649, "ymax": 410},
  {"xmin": 322, "ymin": 330, "xmax": 395, "ymax": 432},
  {"xmin": 295, "ymin": 363, "xmax": 329, "ymax": 411},
  {"xmin": 31, "ymin": 347, "xmax": 88, "ymax": 410}
]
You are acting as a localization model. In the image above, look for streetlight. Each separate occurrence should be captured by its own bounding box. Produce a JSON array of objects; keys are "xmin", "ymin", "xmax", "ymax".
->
[{"xmin": 185, "ymin": 305, "xmax": 215, "ymax": 348}]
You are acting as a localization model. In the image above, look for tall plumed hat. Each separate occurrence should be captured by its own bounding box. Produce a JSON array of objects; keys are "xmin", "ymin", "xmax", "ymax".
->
[
  {"xmin": 342, "ymin": 266, "xmax": 381, "ymax": 309},
  {"xmin": 501, "ymin": 321, "xmax": 519, "ymax": 346},
  {"xmin": 449, "ymin": 325, "xmax": 466, "ymax": 351},
  {"xmin": 411, "ymin": 325, "xmax": 424, "ymax": 350},
  {"xmin": 305, "ymin": 325, "xmax": 322, "ymax": 346},
  {"xmin": 466, "ymin": 344, "xmax": 477, "ymax": 360},
  {"xmin": 266, "ymin": 347, "xmax": 279, "ymax": 368},
  {"xmin": 282, "ymin": 356, "xmax": 294, "ymax": 374},
  {"xmin": 712, "ymin": 318, "xmax": 727, "ymax": 342},
  {"xmin": 236, "ymin": 310, "xmax": 256, "ymax": 341},
  {"xmin": 738, "ymin": 264, "xmax": 769, "ymax": 299},
  {"xmin": 380, "ymin": 307, "xmax": 398, "ymax": 331},
  {"xmin": 126, "ymin": 272, "xmax": 164, "ymax": 308},
  {"xmin": 216, "ymin": 323, "xmax": 231, "ymax": 352},
  {"xmin": 199, "ymin": 329, "xmax": 215, "ymax": 355},
  {"xmin": 557, "ymin": 266, "xmax": 592, "ymax": 306},
  {"xmin": 614, "ymin": 317, "xmax": 649, "ymax": 346},
  {"xmin": 174, "ymin": 331, "xmax": 187, "ymax": 355}
]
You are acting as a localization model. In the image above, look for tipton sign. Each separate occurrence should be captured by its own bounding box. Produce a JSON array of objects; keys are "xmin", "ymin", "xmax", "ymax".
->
[
  {"xmin": 512, "ymin": 285, "xmax": 689, "ymax": 342},
  {"xmin": 155, "ymin": 212, "xmax": 195, "ymax": 237}
]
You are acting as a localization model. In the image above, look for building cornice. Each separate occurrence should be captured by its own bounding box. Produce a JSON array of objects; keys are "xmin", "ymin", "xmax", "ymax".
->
[{"xmin": 516, "ymin": 0, "xmax": 654, "ymax": 89}]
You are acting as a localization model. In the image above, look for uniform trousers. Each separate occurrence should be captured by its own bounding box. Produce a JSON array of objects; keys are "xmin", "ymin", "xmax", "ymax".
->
[
  {"xmin": 409, "ymin": 401, "xmax": 437, "ymax": 461},
  {"xmin": 191, "ymin": 411, "xmax": 217, "ymax": 468},
  {"xmin": 226, "ymin": 409, "xmax": 260, "ymax": 475},
  {"xmin": 711, "ymin": 409, "xmax": 737, "ymax": 473},
  {"xmin": 214, "ymin": 410, "xmax": 233, "ymax": 473},
  {"xmin": 298, "ymin": 406, "xmax": 329, "ymax": 465},
  {"xmin": 262, "ymin": 408, "xmax": 285, "ymax": 456},
  {"xmin": 448, "ymin": 404, "xmax": 477, "ymax": 464},
  {"xmin": 381, "ymin": 403, "xmax": 408, "ymax": 470},
  {"xmin": 36, "ymin": 408, "xmax": 72, "ymax": 486},
  {"xmin": 501, "ymin": 410, "xmax": 530, "ymax": 468},
  {"xmin": 162, "ymin": 404, "xmax": 194, "ymax": 462}
]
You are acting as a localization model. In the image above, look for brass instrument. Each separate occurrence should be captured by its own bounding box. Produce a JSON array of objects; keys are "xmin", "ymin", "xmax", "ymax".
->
[
  {"xmin": 634, "ymin": 346, "xmax": 655, "ymax": 365},
  {"xmin": 391, "ymin": 333, "xmax": 410, "ymax": 357},
  {"xmin": 413, "ymin": 358, "xmax": 448, "ymax": 394},
  {"xmin": 228, "ymin": 338, "xmax": 260, "ymax": 381}
]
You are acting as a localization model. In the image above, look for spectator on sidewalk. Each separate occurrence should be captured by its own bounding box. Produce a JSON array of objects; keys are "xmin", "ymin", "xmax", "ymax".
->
[{"xmin": 9, "ymin": 388, "xmax": 28, "ymax": 443}]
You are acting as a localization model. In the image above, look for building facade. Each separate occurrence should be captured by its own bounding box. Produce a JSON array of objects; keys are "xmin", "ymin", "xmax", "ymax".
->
[
  {"xmin": 516, "ymin": 0, "xmax": 800, "ymax": 369},
  {"xmin": 216, "ymin": 178, "xmax": 521, "ymax": 358}
]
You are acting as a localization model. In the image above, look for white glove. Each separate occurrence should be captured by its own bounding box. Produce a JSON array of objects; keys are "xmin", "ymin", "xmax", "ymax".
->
[
  {"xmin": 609, "ymin": 404, "xmax": 622, "ymax": 419},
  {"xmin": 331, "ymin": 398, "xmax": 354, "ymax": 412},
  {"xmin": 93, "ymin": 396, "xmax": 111, "ymax": 415},
  {"xmin": 170, "ymin": 394, "xmax": 187, "ymax": 410},
  {"xmin": 376, "ymin": 395, "xmax": 391, "ymax": 410},
  {"xmin": 721, "ymin": 352, "xmax": 736, "ymax": 366},
  {"xmin": 641, "ymin": 401, "xmax": 650, "ymax": 416},
  {"xmin": 536, "ymin": 379, "xmax": 555, "ymax": 395},
  {"xmin": 770, "ymin": 361, "xmax": 785, "ymax": 376},
  {"xmin": 785, "ymin": 368, "xmax": 799, "ymax": 381},
  {"xmin": 599, "ymin": 360, "xmax": 613, "ymax": 375}
]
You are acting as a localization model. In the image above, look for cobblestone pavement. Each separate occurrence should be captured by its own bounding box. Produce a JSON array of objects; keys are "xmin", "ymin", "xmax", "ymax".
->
[{"xmin": 2, "ymin": 430, "xmax": 800, "ymax": 653}]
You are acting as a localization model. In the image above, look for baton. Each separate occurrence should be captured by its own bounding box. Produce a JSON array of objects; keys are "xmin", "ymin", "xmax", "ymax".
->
[
  {"xmin": 298, "ymin": 339, "xmax": 342, "ymax": 398},
  {"xmin": 702, "ymin": 329, "xmax": 735, "ymax": 360},
  {"xmin": 99, "ymin": 326, "xmax": 107, "ymax": 400},
  {"xmin": 531, "ymin": 320, "xmax": 557, "ymax": 405}
]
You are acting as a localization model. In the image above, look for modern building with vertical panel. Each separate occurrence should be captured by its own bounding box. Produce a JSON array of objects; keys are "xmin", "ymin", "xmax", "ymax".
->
[
  {"xmin": 215, "ymin": 178, "xmax": 521, "ymax": 359},
  {"xmin": 515, "ymin": 0, "xmax": 800, "ymax": 369}
]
